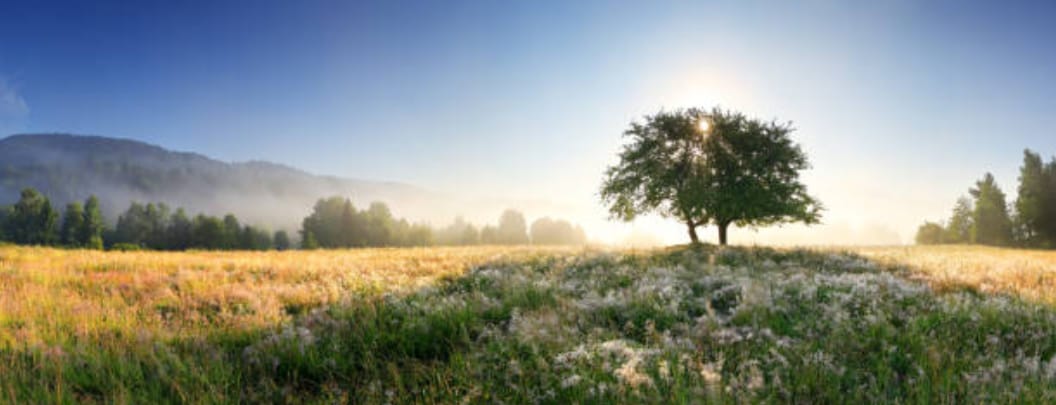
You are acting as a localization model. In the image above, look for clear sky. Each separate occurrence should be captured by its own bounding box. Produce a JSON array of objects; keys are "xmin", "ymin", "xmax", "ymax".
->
[{"xmin": 1, "ymin": 1, "xmax": 1055, "ymax": 245}]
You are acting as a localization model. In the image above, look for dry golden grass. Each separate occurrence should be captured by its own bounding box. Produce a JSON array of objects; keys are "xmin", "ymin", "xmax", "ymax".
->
[
  {"xmin": 0, "ymin": 245, "xmax": 578, "ymax": 348},
  {"xmin": 850, "ymin": 244, "xmax": 1056, "ymax": 305}
]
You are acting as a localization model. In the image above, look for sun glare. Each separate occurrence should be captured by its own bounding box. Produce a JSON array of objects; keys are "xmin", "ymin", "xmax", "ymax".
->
[{"xmin": 698, "ymin": 119, "xmax": 710, "ymax": 133}]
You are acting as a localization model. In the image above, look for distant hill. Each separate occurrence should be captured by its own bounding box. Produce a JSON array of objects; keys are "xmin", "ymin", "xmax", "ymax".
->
[{"xmin": 0, "ymin": 134, "xmax": 442, "ymax": 231}]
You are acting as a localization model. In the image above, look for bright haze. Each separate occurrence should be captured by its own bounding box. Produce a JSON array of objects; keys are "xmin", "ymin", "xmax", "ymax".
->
[{"xmin": 1, "ymin": 1, "xmax": 1055, "ymax": 246}]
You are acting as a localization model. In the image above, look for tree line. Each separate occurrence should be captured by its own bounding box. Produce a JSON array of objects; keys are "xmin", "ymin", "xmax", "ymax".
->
[
  {"xmin": 422, "ymin": 210, "xmax": 585, "ymax": 246},
  {"xmin": 0, "ymin": 188, "xmax": 588, "ymax": 250},
  {"xmin": 916, "ymin": 149, "xmax": 1056, "ymax": 247},
  {"xmin": 0, "ymin": 188, "xmax": 292, "ymax": 251},
  {"xmin": 0, "ymin": 188, "xmax": 106, "ymax": 248},
  {"xmin": 299, "ymin": 196, "xmax": 587, "ymax": 248}
]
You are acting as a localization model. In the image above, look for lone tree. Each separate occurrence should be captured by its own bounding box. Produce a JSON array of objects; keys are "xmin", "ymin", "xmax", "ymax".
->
[{"xmin": 601, "ymin": 107, "xmax": 822, "ymax": 245}]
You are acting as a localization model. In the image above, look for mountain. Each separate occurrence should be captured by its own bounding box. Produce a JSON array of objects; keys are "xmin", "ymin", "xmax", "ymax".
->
[{"xmin": 0, "ymin": 134, "xmax": 442, "ymax": 231}]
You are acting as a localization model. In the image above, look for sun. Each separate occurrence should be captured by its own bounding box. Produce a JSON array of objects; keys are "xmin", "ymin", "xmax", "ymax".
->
[{"xmin": 698, "ymin": 119, "xmax": 710, "ymax": 133}]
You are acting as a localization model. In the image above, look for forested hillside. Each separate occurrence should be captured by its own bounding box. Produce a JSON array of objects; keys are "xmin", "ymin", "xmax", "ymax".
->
[{"xmin": 0, "ymin": 134, "xmax": 433, "ymax": 230}]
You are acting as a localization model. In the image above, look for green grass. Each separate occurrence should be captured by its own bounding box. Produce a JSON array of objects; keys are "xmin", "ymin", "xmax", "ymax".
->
[{"xmin": 2, "ymin": 245, "xmax": 1056, "ymax": 403}]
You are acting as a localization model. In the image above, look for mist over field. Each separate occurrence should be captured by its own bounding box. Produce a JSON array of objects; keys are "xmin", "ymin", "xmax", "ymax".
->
[
  {"xmin": 0, "ymin": 132, "xmax": 920, "ymax": 247},
  {"xmin": 0, "ymin": 134, "xmax": 599, "ymax": 243}
]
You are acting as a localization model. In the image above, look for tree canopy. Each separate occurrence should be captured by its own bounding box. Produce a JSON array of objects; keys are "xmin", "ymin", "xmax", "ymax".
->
[
  {"xmin": 601, "ymin": 107, "xmax": 822, "ymax": 245},
  {"xmin": 915, "ymin": 221, "xmax": 945, "ymax": 245}
]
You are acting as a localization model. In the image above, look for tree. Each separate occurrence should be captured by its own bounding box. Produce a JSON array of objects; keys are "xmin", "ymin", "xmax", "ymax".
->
[
  {"xmin": 601, "ymin": 107, "xmax": 821, "ymax": 245},
  {"xmin": 239, "ymin": 225, "xmax": 273, "ymax": 250},
  {"xmin": 364, "ymin": 202, "xmax": 395, "ymax": 247},
  {"xmin": 301, "ymin": 197, "xmax": 353, "ymax": 248},
  {"xmin": 496, "ymin": 209, "xmax": 529, "ymax": 245},
  {"xmin": 915, "ymin": 221, "xmax": 945, "ymax": 245},
  {"xmin": 969, "ymin": 173, "xmax": 1013, "ymax": 246},
  {"xmin": 299, "ymin": 196, "xmax": 437, "ymax": 249},
  {"xmin": 6, "ymin": 188, "xmax": 59, "ymax": 245},
  {"xmin": 0, "ymin": 205, "xmax": 10, "ymax": 241},
  {"xmin": 143, "ymin": 203, "xmax": 171, "ymax": 249},
  {"xmin": 403, "ymin": 223, "xmax": 434, "ymax": 246},
  {"xmin": 274, "ymin": 230, "xmax": 291, "ymax": 250},
  {"xmin": 167, "ymin": 208, "xmax": 193, "ymax": 250},
  {"xmin": 114, "ymin": 202, "xmax": 151, "ymax": 246},
  {"xmin": 301, "ymin": 230, "xmax": 319, "ymax": 249},
  {"xmin": 390, "ymin": 218, "xmax": 411, "ymax": 246},
  {"xmin": 80, "ymin": 196, "xmax": 105, "ymax": 249},
  {"xmin": 945, "ymin": 196, "xmax": 973, "ymax": 243},
  {"xmin": 530, "ymin": 217, "xmax": 587, "ymax": 245},
  {"xmin": 601, "ymin": 109, "xmax": 709, "ymax": 243},
  {"xmin": 699, "ymin": 109, "xmax": 823, "ymax": 244},
  {"xmin": 222, "ymin": 214, "xmax": 241, "ymax": 249},
  {"xmin": 1015, "ymin": 150, "xmax": 1045, "ymax": 245},
  {"xmin": 60, "ymin": 202, "xmax": 85, "ymax": 247},
  {"xmin": 1044, "ymin": 159, "xmax": 1056, "ymax": 245},
  {"xmin": 340, "ymin": 199, "xmax": 367, "ymax": 247},
  {"xmin": 112, "ymin": 202, "xmax": 171, "ymax": 249},
  {"xmin": 436, "ymin": 217, "xmax": 480, "ymax": 245},
  {"xmin": 191, "ymin": 215, "xmax": 226, "ymax": 249},
  {"xmin": 460, "ymin": 224, "xmax": 480, "ymax": 245},
  {"xmin": 480, "ymin": 225, "xmax": 499, "ymax": 244}
]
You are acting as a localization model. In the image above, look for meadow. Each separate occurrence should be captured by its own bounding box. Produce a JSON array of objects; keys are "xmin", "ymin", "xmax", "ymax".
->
[{"xmin": 1, "ymin": 244, "xmax": 1056, "ymax": 403}]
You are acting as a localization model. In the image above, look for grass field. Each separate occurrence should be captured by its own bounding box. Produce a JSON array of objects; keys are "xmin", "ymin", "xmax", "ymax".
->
[
  {"xmin": 852, "ymin": 245, "xmax": 1056, "ymax": 306},
  {"xmin": 2, "ymin": 244, "xmax": 1056, "ymax": 403}
]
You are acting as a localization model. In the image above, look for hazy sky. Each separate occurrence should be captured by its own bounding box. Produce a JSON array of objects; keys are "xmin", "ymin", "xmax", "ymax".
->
[{"xmin": 2, "ymin": 1, "xmax": 1055, "ymax": 245}]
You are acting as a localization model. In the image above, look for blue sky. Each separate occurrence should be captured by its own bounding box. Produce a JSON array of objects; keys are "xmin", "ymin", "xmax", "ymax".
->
[{"xmin": 1, "ymin": 1, "xmax": 1055, "ymax": 244}]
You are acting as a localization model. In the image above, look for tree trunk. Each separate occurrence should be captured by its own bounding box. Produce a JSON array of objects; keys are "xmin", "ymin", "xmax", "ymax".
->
[
  {"xmin": 718, "ymin": 222, "xmax": 729, "ymax": 246},
  {"xmin": 687, "ymin": 222, "xmax": 700, "ymax": 244}
]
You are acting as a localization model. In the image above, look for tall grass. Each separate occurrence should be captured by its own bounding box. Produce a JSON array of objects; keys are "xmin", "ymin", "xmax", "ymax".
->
[
  {"xmin": 852, "ymin": 245, "xmax": 1056, "ymax": 305},
  {"xmin": 1, "ymin": 244, "xmax": 1055, "ymax": 403}
]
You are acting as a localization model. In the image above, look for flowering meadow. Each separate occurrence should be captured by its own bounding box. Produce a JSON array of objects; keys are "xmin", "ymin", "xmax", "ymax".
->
[{"xmin": 2, "ymin": 244, "xmax": 1056, "ymax": 403}]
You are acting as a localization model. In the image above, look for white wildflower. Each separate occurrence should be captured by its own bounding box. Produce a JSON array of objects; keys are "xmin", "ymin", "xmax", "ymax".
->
[
  {"xmin": 1044, "ymin": 356, "xmax": 1056, "ymax": 379},
  {"xmin": 614, "ymin": 356, "xmax": 653, "ymax": 388},
  {"xmin": 561, "ymin": 374, "xmax": 583, "ymax": 388},
  {"xmin": 700, "ymin": 358, "xmax": 723, "ymax": 386},
  {"xmin": 658, "ymin": 360, "xmax": 671, "ymax": 381}
]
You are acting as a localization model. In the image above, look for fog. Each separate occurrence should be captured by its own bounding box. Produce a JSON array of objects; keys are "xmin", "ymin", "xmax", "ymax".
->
[
  {"xmin": 0, "ymin": 133, "xmax": 925, "ymax": 247},
  {"xmin": 0, "ymin": 133, "xmax": 1015, "ymax": 248}
]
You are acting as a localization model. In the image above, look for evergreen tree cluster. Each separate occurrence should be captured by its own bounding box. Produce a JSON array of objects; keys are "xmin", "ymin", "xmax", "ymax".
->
[
  {"xmin": 0, "ymin": 189, "xmax": 104, "ymax": 248},
  {"xmin": 916, "ymin": 149, "xmax": 1056, "ymax": 247},
  {"xmin": 109, "ymin": 203, "xmax": 282, "ymax": 251},
  {"xmin": 0, "ymin": 187, "xmax": 287, "ymax": 251}
]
